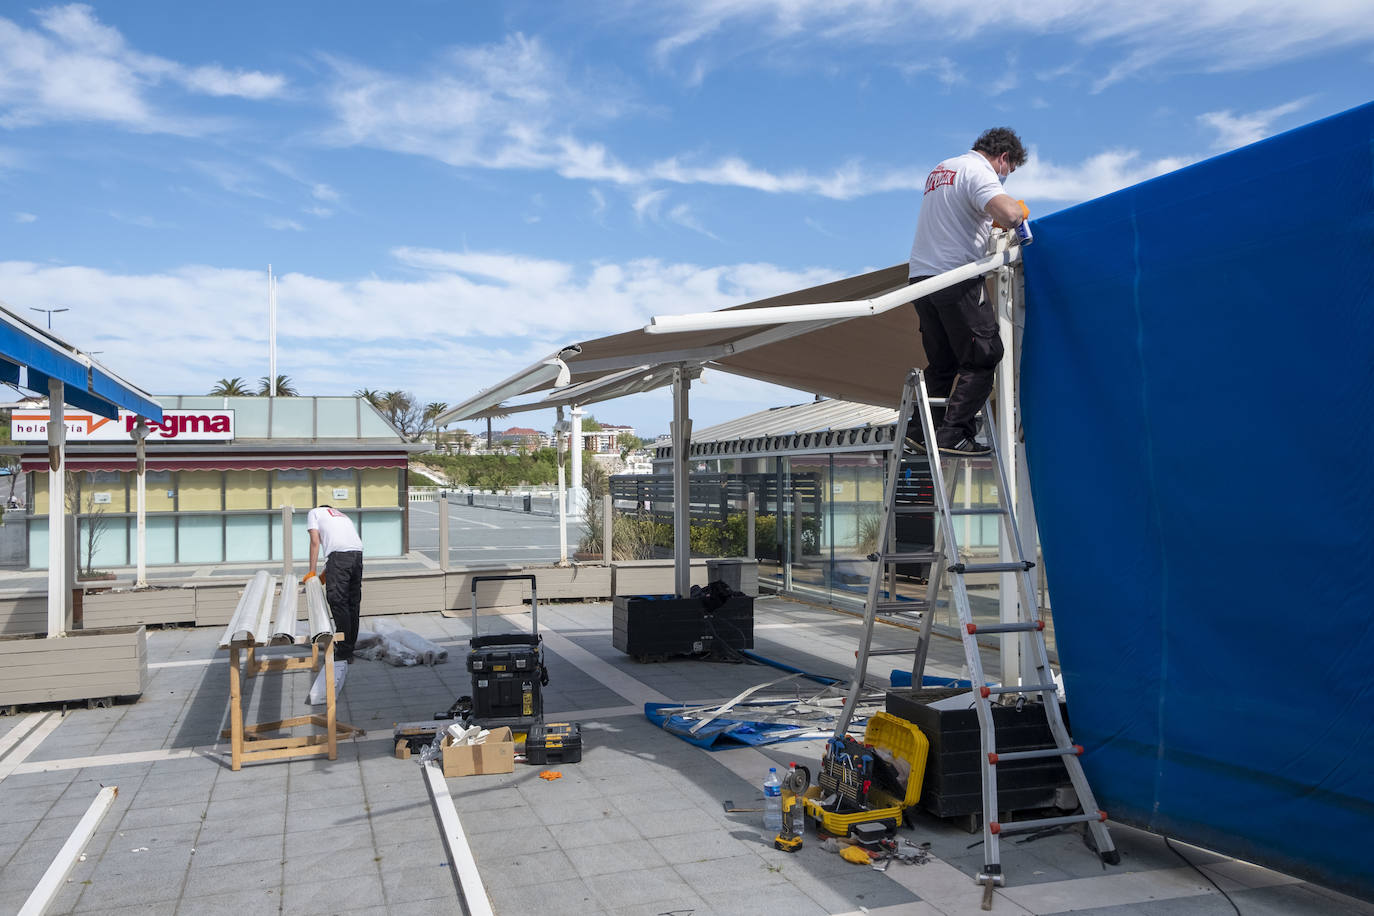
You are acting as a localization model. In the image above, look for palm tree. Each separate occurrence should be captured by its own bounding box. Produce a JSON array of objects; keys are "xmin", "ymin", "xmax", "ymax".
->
[
  {"xmin": 424, "ymin": 401, "xmax": 449, "ymax": 449},
  {"xmin": 353, "ymin": 388, "xmax": 383, "ymax": 409},
  {"xmin": 257, "ymin": 374, "xmax": 298, "ymax": 396},
  {"xmin": 208, "ymin": 377, "xmax": 252, "ymax": 396}
]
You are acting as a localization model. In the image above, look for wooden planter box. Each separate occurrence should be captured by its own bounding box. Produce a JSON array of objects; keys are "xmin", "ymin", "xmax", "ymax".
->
[
  {"xmin": 0, "ymin": 626, "xmax": 147, "ymax": 707},
  {"xmin": 82, "ymin": 587, "xmax": 196, "ymax": 628}
]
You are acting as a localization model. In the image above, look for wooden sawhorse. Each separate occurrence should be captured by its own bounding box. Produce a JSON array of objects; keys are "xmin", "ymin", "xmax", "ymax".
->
[{"xmin": 220, "ymin": 632, "xmax": 364, "ymax": 770}]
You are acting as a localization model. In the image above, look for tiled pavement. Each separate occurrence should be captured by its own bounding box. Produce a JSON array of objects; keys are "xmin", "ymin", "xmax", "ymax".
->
[{"xmin": 1, "ymin": 597, "xmax": 1371, "ymax": 915}]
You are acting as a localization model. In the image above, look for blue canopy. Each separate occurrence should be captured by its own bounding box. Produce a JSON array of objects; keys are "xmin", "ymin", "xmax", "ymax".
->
[
  {"xmin": 1021, "ymin": 100, "xmax": 1374, "ymax": 899},
  {"xmin": 0, "ymin": 309, "xmax": 161, "ymax": 420}
]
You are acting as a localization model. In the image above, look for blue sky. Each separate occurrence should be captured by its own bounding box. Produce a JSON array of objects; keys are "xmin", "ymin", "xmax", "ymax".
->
[{"xmin": 1, "ymin": 1, "xmax": 1368, "ymax": 439}]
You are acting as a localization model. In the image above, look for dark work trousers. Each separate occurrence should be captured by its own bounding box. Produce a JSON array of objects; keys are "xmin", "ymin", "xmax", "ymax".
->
[
  {"xmin": 324, "ymin": 550, "xmax": 363, "ymax": 661},
  {"xmin": 910, "ymin": 275, "xmax": 1003, "ymax": 446}
]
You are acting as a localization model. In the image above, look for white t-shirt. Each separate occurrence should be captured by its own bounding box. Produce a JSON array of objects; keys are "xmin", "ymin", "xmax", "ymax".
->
[
  {"xmin": 908, "ymin": 150, "xmax": 1004, "ymax": 278},
  {"xmin": 306, "ymin": 506, "xmax": 362, "ymax": 557}
]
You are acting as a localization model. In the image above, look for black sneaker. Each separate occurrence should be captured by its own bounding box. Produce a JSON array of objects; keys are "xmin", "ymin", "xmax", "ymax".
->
[
  {"xmin": 903, "ymin": 436, "xmax": 927, "ymax": 454},
  {"xmin": 937, "ymin": 437, "xmax": 992, "ymax": 457}
]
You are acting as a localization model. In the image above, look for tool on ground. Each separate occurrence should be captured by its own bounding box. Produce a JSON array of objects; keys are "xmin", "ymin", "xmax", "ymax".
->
[
  {"xmin": 525, "ymin": 721, "xmax": 582, "ymax": 765},
  {"xmin": 722, "ymin": 800, "xmax": 762, "ymax": 813},
  {"xmin": 830, "ymin": 368, "xmax": 1118, "ymax": 897},
  {"xmin": 773, "ymin": 762, "xmax": 811, "ymax": 853}
]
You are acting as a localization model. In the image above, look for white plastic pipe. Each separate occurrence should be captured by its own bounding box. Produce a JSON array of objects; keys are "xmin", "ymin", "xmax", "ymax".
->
[
  {"xmin": 19, "ymin": 786, "xmax": 117, "ymax": 916},
  {"xmin": 646, "ymin": 246, "xmax": 1022, "ymax": 335}
]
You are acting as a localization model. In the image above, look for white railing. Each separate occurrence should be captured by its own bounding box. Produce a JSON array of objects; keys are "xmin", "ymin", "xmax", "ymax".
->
[{"xmin": 409, "ymin": 486, "xmax": 563, "ymax": 516}]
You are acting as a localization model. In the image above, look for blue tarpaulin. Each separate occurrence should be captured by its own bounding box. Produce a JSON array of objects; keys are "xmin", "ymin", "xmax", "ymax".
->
[{"xmin": 1021, "ymin": 100, "xmax": 1374, "ymax": 899}]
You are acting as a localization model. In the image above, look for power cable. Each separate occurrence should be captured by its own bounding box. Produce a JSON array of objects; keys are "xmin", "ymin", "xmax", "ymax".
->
[{"xmin": 1164, "ymin": 836, "xmax": 1242, "ymax": 916}]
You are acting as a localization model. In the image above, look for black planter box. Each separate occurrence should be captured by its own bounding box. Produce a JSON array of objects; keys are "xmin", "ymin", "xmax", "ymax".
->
[
  {"xmin": 612, "ymin": 594, "xmax": 754, "ymax": 660},
  {"xmin": 886, "ymin": 688, "xmax": 1073, "ymax": 820}
]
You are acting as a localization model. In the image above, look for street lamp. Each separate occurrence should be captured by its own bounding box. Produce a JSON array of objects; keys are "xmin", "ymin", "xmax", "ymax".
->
[{"xmin": 30, "ymin": 307, "xmax": 69, "ymax": 329}]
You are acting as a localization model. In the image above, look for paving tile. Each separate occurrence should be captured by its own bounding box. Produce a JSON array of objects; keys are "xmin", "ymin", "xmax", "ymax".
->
[
  {"xmin": 73, "ymin": 848, "xmax": 190, "ymax": 910},
  {"xmin": 586, "ymin": 863, "xmax": 697, "ymax": 909},
  {"xmin": 480, "ymin": 847, "xmax": 582, "ymax": 890},
  {"xmin": 674, "ymin": 852, "xmax": 792, "ymax": 889},
  {"xmin": 649, "ymin": 827, "xmax": 756, "ymax": 864},
  {"xmin": 186, "ymin": 835, "xmax": 283, "ymax": 869},
  {"xmin": 280, "ymin": 869, "xmax": 387, "ymax": 914},
  {"xmin": 702, "ymin": 882, "xmax": 832, "ymax": 916},
  {"xmin": 624, "ymin": 804, "xmax": 728, "ymax": 840},
  {"xmin": 378, "ymin": 861, "xmax": 458, "ymax": 904},
  {"xmin": 182, "ymin": 856, "xmax": 281, "ymax": 899},
  {"xmin": 565, "ymin": 837, "xmax": 668, "ymax": 879},
  {"xmin": 486, "ymin": 875, "xmax": 602, "ymax": 916},
  {"xmin": 175, "ymin": 888, "xmax": 285, "ymax": 914},
  {"xmin": 285, "ymin": 822, "xmax": 375, "ymax": 859}
]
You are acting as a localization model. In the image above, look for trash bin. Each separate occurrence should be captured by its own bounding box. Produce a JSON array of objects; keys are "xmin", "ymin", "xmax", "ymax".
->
[
  {"xmin": 523, "ymin": 494, "xmax": 532, "ymax": 512},
  {"xmin": 467, "ymin": 493, "xmax": 474, "ymax": 506},
  {"xmin": 707, "ymin": 558, "xmax": 746, "ymax": 592}
]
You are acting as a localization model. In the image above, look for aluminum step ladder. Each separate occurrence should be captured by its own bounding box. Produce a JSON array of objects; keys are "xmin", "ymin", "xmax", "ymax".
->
[{"xmin": 833, "ymin": 367, "xmax": 1118, "ymax": 902}]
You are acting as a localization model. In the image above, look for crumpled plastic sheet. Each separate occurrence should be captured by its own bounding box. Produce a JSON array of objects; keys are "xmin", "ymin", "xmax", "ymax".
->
[{"xmin": 353, "ymin": 618, "xmax": 449, "ymax": 666}]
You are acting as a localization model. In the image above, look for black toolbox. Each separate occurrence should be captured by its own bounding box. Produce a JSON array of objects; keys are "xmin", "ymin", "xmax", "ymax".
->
[
  {"xmin": 612, "ymin": 593, "xmax": 753, "ymax": 660},
  {"xmin": 466, "ymin": 575, "xmax": 546, "ymax": 727},
  {"xmin": 524, "ymin": 721, "xmax": 582, "ymax": 765}
]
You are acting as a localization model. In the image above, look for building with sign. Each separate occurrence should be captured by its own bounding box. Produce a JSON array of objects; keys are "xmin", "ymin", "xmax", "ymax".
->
[{"xmin": 7, "ymin": 396, "xmax": 426, "ymax": 570}]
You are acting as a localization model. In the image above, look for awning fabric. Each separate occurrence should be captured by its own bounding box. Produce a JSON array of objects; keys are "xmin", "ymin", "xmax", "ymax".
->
[
  {"xmin": 1021, "ymin": 100, "xmax": 1374, "ymax": 900},
  {"xmin": 447, "ymin": 264, "xmax": 920, "ymax": 420},
  {"xmin": 20, "ymin": 454, "xmax": 407, "ymax": 473}
]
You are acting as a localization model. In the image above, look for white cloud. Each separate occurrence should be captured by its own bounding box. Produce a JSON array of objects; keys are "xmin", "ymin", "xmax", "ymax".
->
[
  {"xmin": 631, "ymin": 1, "xmax": 1374, "ymax": 88},
  {"xmin": 266, "ymin": 217, "xmax": 304, "ymax": 231},
  {"xmin": 1198, "ymin": 98, "xmax": 1312, "ymax": 151},
  {"xmin": 181, "ymin": 64, "xmax": 286, "ymax": 100},
  {"xmin": 0, "ymin": 251, "xmax": 842, "ymax": 408},
  {"xmin": 319, "ymin": 34, "xmax": 924, "ymax": 200},
  {"xmin": 1011, "ymin": 148, "xmax": 1193, "ymax": 203},
  {"xmin": 14, "ymin": 212, "xmax": 36, "ymax": 223},
  {"xmin": 0, "ymin": 4, "xmax": 286, "ymax": 132}
]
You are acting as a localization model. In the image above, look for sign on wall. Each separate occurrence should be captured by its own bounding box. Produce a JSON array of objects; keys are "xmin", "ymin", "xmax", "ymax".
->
[{"xmin": 10, "ymin": 410, "xmax": 235, "ymax": 442}]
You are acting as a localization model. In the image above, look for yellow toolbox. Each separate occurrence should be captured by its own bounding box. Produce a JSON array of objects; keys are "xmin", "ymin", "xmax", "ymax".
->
[{"xmin": 804, "ymin": 711, "xmax": 930, "ymax": 836}]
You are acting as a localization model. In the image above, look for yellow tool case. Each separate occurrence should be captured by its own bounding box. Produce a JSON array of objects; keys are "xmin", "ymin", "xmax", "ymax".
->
[{"xmin": 804, "ymin": 711, "xmax": 930, "ymax": 836}]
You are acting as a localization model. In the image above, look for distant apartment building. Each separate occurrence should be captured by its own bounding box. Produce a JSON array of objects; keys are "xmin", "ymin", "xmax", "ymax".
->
[
  {"xmin": 580, "ymin": 423, "xmax": 632, "ymax": 453},
  {"xmin": 488, "ymin": 426, "xmax": 546, "ymax": 450}
]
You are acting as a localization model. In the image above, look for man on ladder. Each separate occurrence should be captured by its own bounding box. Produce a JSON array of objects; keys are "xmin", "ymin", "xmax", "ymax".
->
[
  {"xmin": 906, "ymin": 127, "xmax": 1030, "ymax": 456},
  {"xmin": 825, "ymin": 126, "xmax": 1118, "ymax": 907}
]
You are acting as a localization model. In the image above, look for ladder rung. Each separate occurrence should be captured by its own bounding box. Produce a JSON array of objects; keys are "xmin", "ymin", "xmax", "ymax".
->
[
  {"xmin": 894, "ymin": 505, "xmax": 936, "ymax": 515},
  {"xmin": 979, "ymin": 682, "xmax": 1058, "ymax": 697},
  {"xmin": 991, "ymin": 811, "xmax": 1107, "ymax": 836},
  {"xmin": 950, "ymin": 507, "xmax": 1006, "ymax": 517},
  {"xmin": 875, "ymin": 600, "xmax": 928, "ymax": 615},
  {"xmin": 965, "ymin": 621, "xmax": 1043, "ymax": 635},
  {"xmin": 989, "ymin": 745, "xmax": 1083, "ymax": 764},
  {"xmin": 879, "ymin": 551, "xmax": 940, "ymax": 564},
  {"xmin": 949, "ymin": 561, "xmax": 1035, "ymax": 574},
  {"xmin": 867, "ymin": 647, "xmax": 919, "ymax": 657}
]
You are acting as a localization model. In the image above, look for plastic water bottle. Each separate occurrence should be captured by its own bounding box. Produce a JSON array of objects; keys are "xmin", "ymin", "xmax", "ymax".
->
[{"xmin": 763, "ymin": 767, "xmax": 783, "ymax": 833}]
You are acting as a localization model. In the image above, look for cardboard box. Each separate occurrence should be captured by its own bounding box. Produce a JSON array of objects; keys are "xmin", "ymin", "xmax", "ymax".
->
[{"xmin": 441, "ymin": 726, "xmax": 515, "ymax": 777}]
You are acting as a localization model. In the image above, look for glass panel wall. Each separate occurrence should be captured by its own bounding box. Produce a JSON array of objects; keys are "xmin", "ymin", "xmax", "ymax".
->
[{"xmin": 25, "ymin": 466, "xmax": 405, "ymax": 568}]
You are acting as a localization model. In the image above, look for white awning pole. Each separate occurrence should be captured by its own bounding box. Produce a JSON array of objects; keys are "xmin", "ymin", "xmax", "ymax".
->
[
  {"xmin": 134, "ymin": 419, "xmax": 148, "ymax": 588},
  {"xmin": 46, "ymin": 380, "xmax": 65, "ymax": 638},
  {"xmin": 569, "ymin": 407, "xmax": 583, "ymax": 518},
  {"xmin": 646, "ymin": 246, "xmax": 1022, "ymax": 335},
  {"xmin": 672, "ymin": 367, "xmax": 692, "ymax": 597}
]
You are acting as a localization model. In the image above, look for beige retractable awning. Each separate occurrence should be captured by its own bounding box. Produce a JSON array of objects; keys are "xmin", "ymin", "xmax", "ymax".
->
[{"xmin": 441, "ymin": 263, "xmax": 921, "ymax": 421}]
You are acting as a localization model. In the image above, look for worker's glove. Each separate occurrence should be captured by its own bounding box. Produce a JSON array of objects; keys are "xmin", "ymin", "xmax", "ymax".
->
[
  {"xmin": 303, "ymin": 572, "xmax": 318, "ymax": 583},
  {"xmin": 993, "ymin": 200, "xmax": 1030, "ymax": 230}
]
